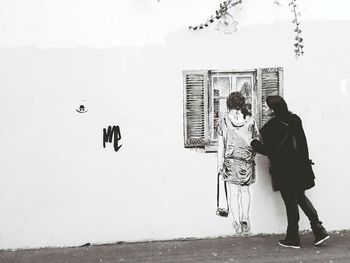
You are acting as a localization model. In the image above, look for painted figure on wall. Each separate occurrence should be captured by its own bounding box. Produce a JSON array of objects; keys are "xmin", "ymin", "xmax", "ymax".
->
[
  {"xmin": 217, "ymin": 92, "xmax": 259, "ymax": 234},
  {"xmin": 183, "ymin": 68, "xmax": 284, "ymax": 235}
]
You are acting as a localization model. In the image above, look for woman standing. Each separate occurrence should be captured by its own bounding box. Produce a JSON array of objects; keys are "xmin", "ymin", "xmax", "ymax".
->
[
  {"xmin": 217, "ymin": 92, "xmax": 259, "ymax": 234},
  {"xmin": 251, "ymin": 95, "xmax": 329, "ymax": 248}
]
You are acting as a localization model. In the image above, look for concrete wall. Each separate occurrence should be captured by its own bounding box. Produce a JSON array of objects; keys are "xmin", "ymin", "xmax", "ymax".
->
[{"xmin": 0, "ymin": 0, "xmax": 350, "ymax": 249}]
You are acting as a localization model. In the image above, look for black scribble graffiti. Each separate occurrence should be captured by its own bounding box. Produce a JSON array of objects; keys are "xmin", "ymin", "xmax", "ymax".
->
[
  {"xmin": 103, "ymin": 126, "xmax": 122, "ymax": 152},
  {"xmin": 76, "ymin": 104, "xmax": 88, "ymax": 113}
]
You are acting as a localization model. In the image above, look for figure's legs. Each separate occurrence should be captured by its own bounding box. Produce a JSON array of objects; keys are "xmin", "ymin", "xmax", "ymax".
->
[
  {"xmin": 240, "ymin": 185, "xmax": 251, "ymax": 233},
  {"xmin": 228, "ymin": 184, "xmax": 242, "ymax": 234}
]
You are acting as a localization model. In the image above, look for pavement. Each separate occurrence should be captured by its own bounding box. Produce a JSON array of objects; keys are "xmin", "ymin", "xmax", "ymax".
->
[{"xmin": 0, "ymin": 230, "xmax": 349, "ymax": 263}]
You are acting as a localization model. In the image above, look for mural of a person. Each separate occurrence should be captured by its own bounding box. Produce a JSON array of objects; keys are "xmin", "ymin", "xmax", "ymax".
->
[{"xmin": 217, "ymin": 92, "xmax": 259, "ymax": 235}]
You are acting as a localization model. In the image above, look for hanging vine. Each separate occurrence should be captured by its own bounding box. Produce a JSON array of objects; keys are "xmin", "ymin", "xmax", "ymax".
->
[
  {"xmin": 188, "ymin": 0, "xmax": 242, "ymax": 33},
  {"xmin": 154, "ymin": 0, "xmax": 304, "ymax": 57},
  {"xmin": 186, "ymin": 0, "xmax": 304, "ymax": 58},
  {"xmin": 288, "ymin": 0, "xmax": 304, "ymax": 57}
]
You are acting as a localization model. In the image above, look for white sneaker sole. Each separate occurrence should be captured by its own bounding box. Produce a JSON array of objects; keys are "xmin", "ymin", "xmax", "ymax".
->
[
  {"xmin": 278, "ymin": 241, "xmax": 300, "ymax": 249},
  {"xmin": 315, "ymin": 235, "xmax": 330, "ymax": 246}
]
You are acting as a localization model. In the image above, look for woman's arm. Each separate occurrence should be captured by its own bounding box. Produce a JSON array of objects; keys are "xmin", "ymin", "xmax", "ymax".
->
[
  {"xmin": 250, "ymin": 117, "xmax": 260, "ymax": 142},
  {"xmin": 250, "ymin": 121, "xmax": 273, "ymax": 156},
  {"xmin": 251, "ymin": 139, "xmax": 270, "ymax": 156}
]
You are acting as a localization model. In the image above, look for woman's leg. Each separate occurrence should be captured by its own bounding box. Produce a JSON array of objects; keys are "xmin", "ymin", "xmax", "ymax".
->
[
  {"xmin": 296, "ymin": 190, "xmax": 320, "ymax": 226},
  {"xmin": 228, "ymin": 184, "xmax": 242, "ymax": 233},
  {"xmin": 240, "ymin": 185, "xmax": 251, "ymax": 232},
  {"xmin": 280, "ymin": 190, "xmax": 300, "ymax": 244},
  {"xmin": 296, "ymin": 190, "xmax": 329, "ymax": 245}
]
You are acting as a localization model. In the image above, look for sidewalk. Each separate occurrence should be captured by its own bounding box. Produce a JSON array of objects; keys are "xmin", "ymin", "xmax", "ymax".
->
[{"xmin": 1, "ymin": 230, "xmax": 349, "ymax": 263}]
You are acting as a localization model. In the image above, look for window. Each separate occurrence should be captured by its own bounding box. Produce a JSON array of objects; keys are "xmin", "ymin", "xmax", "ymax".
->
[{"xmin": 183, "ymin": 67, "xmax": 283, "ymax": 152}]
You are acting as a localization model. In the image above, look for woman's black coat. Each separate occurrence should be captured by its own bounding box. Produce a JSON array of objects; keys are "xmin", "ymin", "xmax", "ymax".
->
[{"xmin": 251, "ymin": 114, "xmax": 315, "ymax": 191}]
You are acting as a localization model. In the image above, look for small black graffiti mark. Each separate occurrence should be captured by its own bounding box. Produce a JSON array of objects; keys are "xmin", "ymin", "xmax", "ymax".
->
[
  {"xmin": 103, "ymin": 126, "xmax": 122, "ymax": 152},
  {"xmin": 76, "ymin": 105, "xmax": 88, "ymax": 113}
]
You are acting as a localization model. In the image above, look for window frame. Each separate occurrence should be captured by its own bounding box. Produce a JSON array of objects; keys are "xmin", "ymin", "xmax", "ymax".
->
[{"xmin": 205, "ymin": 69, "xmax": 258, "ymax": 153}]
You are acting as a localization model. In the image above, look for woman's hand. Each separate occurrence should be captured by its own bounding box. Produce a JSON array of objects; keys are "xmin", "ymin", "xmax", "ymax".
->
[
  {"xmin": 250, "ymin": 139, "xmax": 261, "ymax": 150},
  {"xmin": 218, "ymin": 168, "xmax": 227, "ymax": 179},
  {"xmin": 218, "ymin": 164, "xmax": 223, "ymax": 174}
]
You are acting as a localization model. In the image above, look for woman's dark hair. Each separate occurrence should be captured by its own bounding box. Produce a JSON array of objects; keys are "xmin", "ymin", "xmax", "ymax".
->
[
  {"xmin": 241, "ymin": 103, "xmax": 252, "ymax": 119},
  {"xmin": 226, "ymin": 92, "xmax": 245, "ymax": 110},
  {"xmin": 266, "ymin": 95, "xmax": 290, "ymax": 118}
]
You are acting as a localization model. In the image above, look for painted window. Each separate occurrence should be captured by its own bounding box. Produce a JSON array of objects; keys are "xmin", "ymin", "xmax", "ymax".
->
[{"xmin": 183, "ymin": 68, "xmax": 283, "ymax": 152}]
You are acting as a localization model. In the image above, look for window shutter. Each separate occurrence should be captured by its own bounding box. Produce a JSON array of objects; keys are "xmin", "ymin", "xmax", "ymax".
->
[
  {"xmin": 257, "ymin": 67, "xmax": 284, "ymax": 128},
  {"xmin": 183, "ymin": 71, "xmax": 208, "ymax": 148}
]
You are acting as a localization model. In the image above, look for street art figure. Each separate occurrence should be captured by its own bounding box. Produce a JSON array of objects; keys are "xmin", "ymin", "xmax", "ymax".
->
[
  {"xmin": 217, "ymin": 92, "xmax": 259, "ymax": 235},
  {"xmin": 183, "ymin": 68, "xmax": 284, "ymax": 234}
]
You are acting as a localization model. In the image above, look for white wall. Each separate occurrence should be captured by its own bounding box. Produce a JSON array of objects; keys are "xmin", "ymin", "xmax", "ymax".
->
[{"xmin": 0, "ymin": 0, "xmax": 350, "ymax": 249}]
